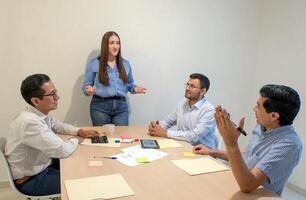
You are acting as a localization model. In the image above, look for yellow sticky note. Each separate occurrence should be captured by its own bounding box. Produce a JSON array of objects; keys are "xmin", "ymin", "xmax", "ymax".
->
[
  {"xmin": 136, "ymin": 157, "xmax": 150, "ymax": 163},
  {"xmin": 159, "ymin": 143, "xmax": 171, "ymax": 149},
  {"xmin": 183, "ymin": 152, "xmax": 195, "ymax": 157}
]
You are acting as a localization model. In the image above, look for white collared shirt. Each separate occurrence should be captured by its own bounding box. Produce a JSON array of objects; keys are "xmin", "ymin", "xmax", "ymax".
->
[
  {"xmin": 5, "ymin": 105, "xmax": 80, "ymax": 179},
  {"xmin": 160, "ymin": 98, "xmax": 217, "ymax": 148}
]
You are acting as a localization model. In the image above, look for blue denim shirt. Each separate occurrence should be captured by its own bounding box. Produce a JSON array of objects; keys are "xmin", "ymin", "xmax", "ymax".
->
[
  {"xmin": 160, "ymin": 98, "xmax": 217, "ymax": 148},
  {"xmin": 243, "ymin": 125, "xmax": 302, "ymax": 196},
  {"xmin": 82, "ymin": 56, "xmax": 136, "ymax": 97}
]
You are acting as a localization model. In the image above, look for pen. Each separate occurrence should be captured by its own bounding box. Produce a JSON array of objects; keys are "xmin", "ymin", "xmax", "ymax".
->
[
  {"xmin": 230, "ymin": 121, "xmax": 247, "ymax": 136},
  {"xmin": 227, "ymin": 113, "xmax": 247, "ymax": 136},
  {"xmin": 103, "ymin": 157, "xmax": 117, "ymax": 159},
  {"xmin": 93, "ymin": 156, "xmax": 117, "ymax": 159}
]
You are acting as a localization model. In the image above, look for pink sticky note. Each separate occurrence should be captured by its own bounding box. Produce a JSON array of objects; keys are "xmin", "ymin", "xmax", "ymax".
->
[
  {"xmin": 120, "ymin": 134, "xmax": 132, "ymax": 139},
  {"xmin": 88, "ymin": 160, "xmax": 103, "ymax": 167}
]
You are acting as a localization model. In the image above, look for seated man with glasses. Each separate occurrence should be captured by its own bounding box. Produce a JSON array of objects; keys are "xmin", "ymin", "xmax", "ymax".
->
[
  {"xmin": 148, "ymin": 73, "xmax": 217, "ymax": 148},
  {"xmin": 5, "ymin": 73, "xmax": 99, "ymax": 196}
]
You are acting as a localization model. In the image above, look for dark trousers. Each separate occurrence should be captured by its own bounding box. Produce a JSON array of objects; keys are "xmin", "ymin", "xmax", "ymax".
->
[{"xmin": 16, "ymin": 158, "xmax": 60, "ymax": 196}]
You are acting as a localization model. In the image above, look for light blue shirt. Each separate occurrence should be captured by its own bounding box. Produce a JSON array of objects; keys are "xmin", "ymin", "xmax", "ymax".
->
[
  {"xmin": 160, "ymin": 98, "xmax": 217, "ymax": 148},
  {"xmin": 82, "ymin": 56, "xmax": 136, "ymax": 97},
  {"xmin": 243, "ymin": 125, "xmax": 303, "ymax": 196}
]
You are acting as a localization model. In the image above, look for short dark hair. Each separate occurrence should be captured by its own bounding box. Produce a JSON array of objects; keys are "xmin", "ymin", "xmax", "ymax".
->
[
  {"xmin": 260, "ymin": 84, "xmax": 301, "ymax": 126},
  {"xmin": 189, "ymin": 73, "xmax": 210, "ymax": 91},
  {"xmin": 20, "ymin": 74, "xmax": 50, "ymax": 106}
]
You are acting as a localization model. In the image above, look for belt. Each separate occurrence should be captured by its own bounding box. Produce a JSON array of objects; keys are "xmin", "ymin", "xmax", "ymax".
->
[
  {"xmin": 93, "ymin": 95, "xmax": 126, "ymax": 101},
  {"xmin": 15, "ymin": 176, "xmax": 30, "ymax": 185}
]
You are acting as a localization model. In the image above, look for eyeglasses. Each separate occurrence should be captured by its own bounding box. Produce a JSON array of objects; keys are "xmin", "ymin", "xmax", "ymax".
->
[
  {"xmin": 184, "ymin": 83, "xmax": 201, "ymax": 89},
  {"xmin": 40, "ymin": 90, "xmax": 58, "ymax": 98}
]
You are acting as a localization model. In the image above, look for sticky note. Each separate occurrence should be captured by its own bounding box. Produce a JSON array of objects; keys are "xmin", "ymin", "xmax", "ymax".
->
[
  {"xmin": 120, "ymin": 134, "xmax": 132, "ymax": 139},
  {"xmin": 183, "ymin": 152, "xmax": 195, "ymax": 157},
  {"xmin": 159, "ymin": 143, "xmax": 171, "ymax": 149},
  {"xmin": 136, "ymin": 157, "xmax": 150, "ymax": 163},
  {"xmin": 89, "ymin": 160, "xmax": 103, "ymax": 167}
]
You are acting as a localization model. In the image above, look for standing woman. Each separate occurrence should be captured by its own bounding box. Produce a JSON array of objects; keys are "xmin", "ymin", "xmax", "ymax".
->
[{"xmin": 83, "ymin": 31, "xmax": 146, "ymax": 126}]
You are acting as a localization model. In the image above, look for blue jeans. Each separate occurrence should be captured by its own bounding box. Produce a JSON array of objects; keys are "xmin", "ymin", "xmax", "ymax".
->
[
  {"xmin": 16, "ymin": 159, "xmax": 60, "ymax": 196},
  {"xmin": 90, "ymin": 96, "xmax": 129, "ymax": 126}
]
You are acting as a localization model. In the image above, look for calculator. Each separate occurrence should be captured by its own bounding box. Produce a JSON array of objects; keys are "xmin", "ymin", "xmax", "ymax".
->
[{"xmin": 91, "ymin": 136, "xmax": 108, "ymax": 143}]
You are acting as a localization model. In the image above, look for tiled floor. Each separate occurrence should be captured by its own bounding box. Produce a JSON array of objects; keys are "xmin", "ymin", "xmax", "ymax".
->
[{"xmin": 0, "ymin": 183, "xmax": 306, "ymax": 200}]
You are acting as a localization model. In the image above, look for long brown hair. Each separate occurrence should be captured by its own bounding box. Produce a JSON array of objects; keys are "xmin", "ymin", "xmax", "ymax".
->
[{"xmin": 99, "ymin": 31, "xmax": 128, "ymax": 86}]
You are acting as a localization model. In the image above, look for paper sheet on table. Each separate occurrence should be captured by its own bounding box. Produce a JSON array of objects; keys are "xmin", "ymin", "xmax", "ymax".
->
[
  {"xmin": 81, "ymin": 138, "xmax": 121, "ymax": 147},
  {"xmin": 172, "ymin": 157, "xmax": 229, "ymax": 175},
  {"xmin": 65, "ymin": 174, "xmax": 134, "ymax": 200},
  {"xmin": 156, "ymin": 138, "xmax": 183, "ymax": 148},
  {"xmin": 113, "ymin": 146, "xmax": 168, "ymax": 166},
  {"xmin": 122, "ymin": 145, "xmax": 168, "ymax": 160},
  {"xmin": 112, "ymin": 152, "xmax": 139, "ymax": 166}
]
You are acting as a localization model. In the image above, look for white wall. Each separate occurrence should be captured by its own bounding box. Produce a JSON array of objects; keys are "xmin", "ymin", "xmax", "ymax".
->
[
  {"xmin": 1, "ymin": 0, "xmax": 304, "ymax": 194},
  {"xmin": 253, "ymin": 0, "xmax": 306, "ymax": 193},
  {"xmin": 0, "ymin": 0, "xmax": 257, "ymax": 181}
]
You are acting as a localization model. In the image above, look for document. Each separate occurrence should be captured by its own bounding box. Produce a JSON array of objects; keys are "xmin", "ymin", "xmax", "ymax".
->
[
  {"xmin": 112, "ymin": 152, "xmax": 139, "ymax": 167},
  {"xmin": 156, "ymin": 138, "xmax": 183, "ymax": 148},
  {"xmin": 113, "ymin": 145, "xmax": 168, "ymax": 166},
  {"xmin": 122, "ymin": 145, "xmax": 168, "ymax": 160},
  {"xmin": 81, "ymin": 138, "xmax": 121, "ymax": 147},
  {"xmin": 65, "ymin": 173, "xmax": 134, "ymax": 200},
  {"xmin": 172, "ymin": 157, "xmax": 229, "ymax": 175}
]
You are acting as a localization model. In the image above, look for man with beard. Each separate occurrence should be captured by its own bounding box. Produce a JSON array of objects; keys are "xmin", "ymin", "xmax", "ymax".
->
[{"xmin": 148, "ymin": 73, "xmax": 217, "ymax": 148}]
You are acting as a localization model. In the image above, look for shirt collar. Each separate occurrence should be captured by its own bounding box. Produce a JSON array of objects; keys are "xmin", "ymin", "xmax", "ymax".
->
[
  {"xmin": 255, "ymin": 124, "xmax": 294, "ymax": 139},
  {"xmin": 185, "ymin": 97, "xmax": 207, "ymax": 109},
  {"xmin": 27, "ymin": 105, "xmax": 48, "ymax": 119}
]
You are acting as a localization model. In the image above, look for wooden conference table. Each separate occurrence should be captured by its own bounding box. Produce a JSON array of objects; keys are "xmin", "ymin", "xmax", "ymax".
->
[{"xmin": 60, "ymin": 126, "xmax": 280, "ymax": 200}]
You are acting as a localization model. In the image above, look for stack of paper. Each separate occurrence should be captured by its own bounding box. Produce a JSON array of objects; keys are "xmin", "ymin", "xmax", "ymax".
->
[
  {"xmin": 112, "ymin": 145, "xmax": 168, "ymax": 167},
  {"xmin": 65, "ymin": 174, "xmax": 134, "ymax": 200},
  {"xmin": 172, "ymin": 157, "xmax": 229, "ymax": 175}
]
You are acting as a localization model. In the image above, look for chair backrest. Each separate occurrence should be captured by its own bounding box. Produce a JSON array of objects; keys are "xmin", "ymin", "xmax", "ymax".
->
[
  {"xmin": 0, "ymin": 137, "xmax": 6, "ymax": 153},
  {"xmin": 0, "ymin": 137, "xmax": 25, "ymax": 196},
  {"xmin": 0, "ymin": 137, "xmax": 60, "ymax": 200},
  {"xmin": 215, "ymin": 128, "xmax": 225, "ymax": 150}
]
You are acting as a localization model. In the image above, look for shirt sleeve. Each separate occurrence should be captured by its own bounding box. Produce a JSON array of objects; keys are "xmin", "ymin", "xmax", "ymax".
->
[
  {"xmin": 159, "ymin": 105, "xmax": 178, "ymax": 129},
  {"xmin": 21, "ymin": 118, "xmax": 78, "ymax": 158},
  {"xmin": 255, "ymin": 139, "xmax": 301, "ymax": 184},
  {"xmin": 166, "ymin": 107, "xmax": 215, "ymax": 144},
  {"xmin": 82, "ymin": 58, "xmax": 97, "ymax": 96},
  {"xmin": 49, "ymin": 116, "xmax": 80, "ymax": 135},
  {"xmin": 125, "ymin": 61, "xmax": 136, "ymax": 93}
]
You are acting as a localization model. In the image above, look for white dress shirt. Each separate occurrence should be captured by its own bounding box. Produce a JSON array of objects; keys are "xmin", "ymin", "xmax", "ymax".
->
[
  {"xmin": 160, "ymin": 98, "xmax": 217, "ymax": 148},
  {"xmin": 5, "ymin": 106, "xmax": 80, "ymax": 180}
]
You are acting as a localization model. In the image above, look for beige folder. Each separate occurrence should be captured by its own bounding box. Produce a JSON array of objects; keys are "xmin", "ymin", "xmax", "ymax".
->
[
  {"xmin": 65, "ymin": 173, "xmax": 134, "ymax": 200},
  {"xmin": 172, "ymin": 157, "xmax": 229, "ymax": 175}
]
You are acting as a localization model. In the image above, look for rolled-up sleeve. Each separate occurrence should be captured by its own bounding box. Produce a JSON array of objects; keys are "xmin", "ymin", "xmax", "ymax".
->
[
  {"xmin": 125, "ymin": 61, "xmax": 136, "ymax": 93},
  {"xmin": 255, "ymin": 140, "xmax": 301, "ymax": 184},
  {"xmin": 82, "ymin": 58, "xmax": 97, "ymax": 96}
]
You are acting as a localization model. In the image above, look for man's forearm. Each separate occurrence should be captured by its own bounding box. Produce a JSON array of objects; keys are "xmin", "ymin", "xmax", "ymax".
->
[
  {"xmin": 225, "ymin": 144, "xmax": 260, "ymax": 192},
  {"xmin": 209, "ymin": 149, "xmax": 229, "ymax": 161}
]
